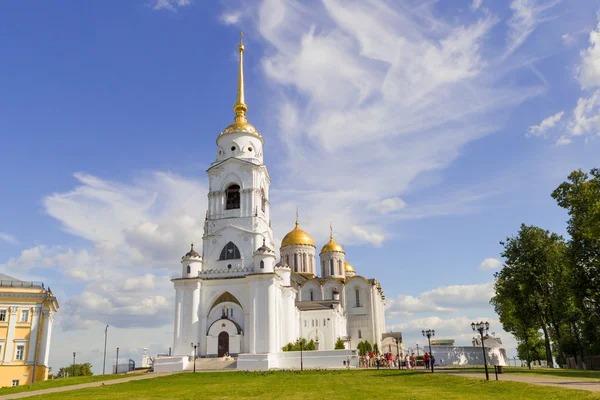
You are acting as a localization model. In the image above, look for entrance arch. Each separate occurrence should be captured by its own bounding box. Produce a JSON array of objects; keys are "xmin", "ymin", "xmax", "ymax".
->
[{"xmin": 218, "ymin": 331, "xmax": 229, "ymax": 357}]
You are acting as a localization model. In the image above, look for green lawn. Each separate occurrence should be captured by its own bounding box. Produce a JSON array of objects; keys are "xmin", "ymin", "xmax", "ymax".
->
[
  {"xmin": 437, "ymin": 366, "xmax": 600, "ymax": 381},
  {"xmin": 22, "ymin": 369, "xmax": 600, "ymax": 400},
  {"xmin": 0, "ymin": 373, "xmax": 139, "ymax": 395}
]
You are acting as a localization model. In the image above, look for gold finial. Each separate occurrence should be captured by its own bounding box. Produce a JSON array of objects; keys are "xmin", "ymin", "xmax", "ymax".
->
[
  {"xmin": 191, "ymin": 242, "xmax": 194, "ymax": 250},
  {"xmin": 233, "ymin": 31, "xmax": 247, "ymax": 123},
  {"xmin": 330, "ymin": 222, "xmax": 333, "ymax": 240},
  {"xmin": 295, "ymin": 206, "xmax": 299, "ymax": 227}
]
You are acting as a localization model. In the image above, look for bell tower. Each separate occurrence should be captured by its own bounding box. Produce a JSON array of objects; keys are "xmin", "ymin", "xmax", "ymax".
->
[{"xmin": 202, "ymin": 32, "xmax": 273, "ymax": 273}]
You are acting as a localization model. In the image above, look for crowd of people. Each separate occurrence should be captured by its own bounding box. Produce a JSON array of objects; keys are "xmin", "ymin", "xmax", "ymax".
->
[{"xmin": 358, "ymin": 351, "xmax": 435, "ymax": 369}]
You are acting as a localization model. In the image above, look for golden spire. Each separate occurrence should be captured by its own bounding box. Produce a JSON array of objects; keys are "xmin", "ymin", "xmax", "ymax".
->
[
  {"xmin": 233, "ymin": 31, "xmax": 248, "ymax": 124},
  {"xmin": 330, "ymin": 222, "xmax": 333, "ymax": 240},
  {"xmin": 296, "ymin": 206, "xmax": 299, "ymax": 227}
]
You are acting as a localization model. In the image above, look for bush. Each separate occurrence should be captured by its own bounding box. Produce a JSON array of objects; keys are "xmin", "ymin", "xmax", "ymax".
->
[{"xmin": 335, "ymin": 338, "xmax": 345, "ymax": 350}]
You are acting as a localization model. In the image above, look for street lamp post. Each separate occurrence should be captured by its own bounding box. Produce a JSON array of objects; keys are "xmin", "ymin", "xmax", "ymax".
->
[
  {"xmin": 395, "ymin": 339, "xmax": 401, "ymax": 371},
  {"xmin": 422, "ymin": 329, "xmax": 435, "ymax": 373},
  {"xmin": 471, "ymin": 321, "xmax": 490, "ymax": 381},
  {"xmin": 115, "ymin": 347, "xmax": 119, "ymax": 374},
  {"xmin": 416, "ymin": 343, "xmax": 420, "ymax": 357},
  {"xmin": 190, "ymin": 343, "xmax": 199, "ymax": 373},
  {"xmin": 103, "ymin": 325, "xmax": 108, "ymax": 375},
  {"xmin": 72, "ymin": 352, "xmax": 76, "ymax": 377},
  {"xmin": 300, "ymin": 339, "xmax": 304, "ymax": 371}
]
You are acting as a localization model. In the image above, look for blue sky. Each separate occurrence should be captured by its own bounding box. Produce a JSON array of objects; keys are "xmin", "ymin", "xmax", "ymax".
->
[{"xmin": 1, "ymin": 0, "xmax": 600, "ymax": 372}]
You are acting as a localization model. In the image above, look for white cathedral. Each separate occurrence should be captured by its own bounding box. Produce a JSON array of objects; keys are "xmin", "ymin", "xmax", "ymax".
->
[{"xmin": 168, "ymin": 35, "xmax": 386, "ymax": 370}]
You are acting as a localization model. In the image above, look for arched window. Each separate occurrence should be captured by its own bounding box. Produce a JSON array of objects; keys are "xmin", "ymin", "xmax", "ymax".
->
[
  {"xmin": 219, "ymin": 242, "xmax": 241, "ymax": 260},
  {"xmin": 261, "ymin": 189, "xmax": 266, "ymax": 212},
  {"xmin": 310, "ymin": 289, "xmax": 314, "ymax": 301},
  {"xmin": 186, "ymin": 265, "xmax": 191, "ymax": 274},
  {"xmin": 330, "ymin": 259, "xmax": 334, "ymax": 275},
  {"xmin": 322, "ymin": 260, "xmax": 325, "ymax": 276},
  {"xmin": 303, "ymin": 254, "xmax": 307, "ymax": 273},
  {"xmin": 358, "ymin": 329, "xmax": 362, "ymax": 339},
  {"xmin": 225, "ymin": 184, "xmax": 241, "ymax": 210},
  {"xmin": 355, "ymin": 288, "xmax": 361, "ymax": 307},
  {"xmin": 294, "ymin": 254, "xmax": 298, "ymax": 273},
  {"xmin": 260, "ymin": 260, "xmax": 265, "ymax": 269}
]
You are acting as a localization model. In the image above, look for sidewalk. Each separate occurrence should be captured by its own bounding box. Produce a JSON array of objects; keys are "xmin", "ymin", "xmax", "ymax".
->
[
  {"xmin": 0, "ymin": 373, "xmax": 170, "ymax": 399},
  {"xmin": 438, "ymin": 370, "xmax": 600, "ymax": 393}
]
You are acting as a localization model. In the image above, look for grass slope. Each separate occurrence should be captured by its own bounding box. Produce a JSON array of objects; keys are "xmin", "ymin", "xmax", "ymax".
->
[
  {"xmin": 438, "ymin": 366, "xmax": 600, "ymax": 381},
  {"xmin": 26, "ymin": 370, "xmax": 600, "ymax": 400},
  {"xmin": 0, "ymin": 374, "xmax": 138, "ymax": 395}
]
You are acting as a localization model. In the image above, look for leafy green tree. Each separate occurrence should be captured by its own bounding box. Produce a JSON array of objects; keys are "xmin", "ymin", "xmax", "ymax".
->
[
  {"xmin": 552, "ymin": 168, "xmax": 600, "ymax": 355},
  {"xmin": 517, "ymin": 330, "xmax": 545, "ymax": 365},
  {"xmin": 54, "ymin": 363, "xmax": 93, "ymax": 378},
  {"xmin": 493, "ymin": 224, "xmax": 569, "ymax": 367},
  {"xmin": 364, "ymin": 340, "xmax": 372, "ymax": 354},
  {"xmin": 335, "ymin": 337, "xmax": 345, "ymax": 350},
  {"xmin": 373, "ymin": 343, "xmax": 379, "ymax": 355},
  {"xmin": 357, "ymin": 341, "xmax": 366, "ymax": 356},
  {"xmin": 281, "ymin": 338, "xmax": 316, "ymax": 352}
]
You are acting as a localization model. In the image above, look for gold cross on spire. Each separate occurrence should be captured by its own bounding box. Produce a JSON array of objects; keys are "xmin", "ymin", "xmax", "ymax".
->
[
  {"xmin": 233, "ymin": 31, "xmax": 247, "ymax": 122},
  {"xmin": 330, "ymin": 222, "xmax": 333, "ymax": 240},
  {"xmin": 295, "ymin": 206, "xmax": 299, "ymax": 227}
]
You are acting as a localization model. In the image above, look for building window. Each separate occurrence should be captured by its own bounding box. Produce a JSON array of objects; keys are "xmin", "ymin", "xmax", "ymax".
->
[
  {"xmin": 358, "ymin": 330, "xmax": 362, "ymax": 339},
  {"xmin": 261, "ymin": 189, "xmax": 266, "ymax": 212},
  {"xmin": 332, "ymin": 290, "xmax": 335, "ymax": 300},
  {"xmin": 321, "ymin": 260, "xmax": 325, "ymax": 276},
  {"xmin": 0, "ymin": 309, "xmax": 6, "ymax": 322},
  {"xmin": 12, "ymin": 380, "xmax": 19, "ymax": 387},
  {"xmin": 339, "ymin": 260, "xmax": 342, "ymax": 275},
  {"xmin": 294, "ymin": 254, "xmax": 298, "ymax": 273},
  {"xmin": 20, "ymin": 310, "xmax": 29, "ymax": 323},
  {"xmin": 225, "ymin": 184, "xmax": 241, "ymax": 210},
  {"xmin": 304, "ymin": 320, "xmax": 307, "ymax": 328},
  {"xmin": 15, "ymin": 345, "xmax": 25, "ymax": 360},
  {"xmin": 186, "ymin": 265, "xmax": 191, "ymax": 274},
  {"xmin": 329, "ymin": 259, "xmax": 334, "ymax": 275},
  {"xmin": 286, "ymin": 255, "xmax": 290, "ymax": 267},
  {"xmin": 355, "ymin": 288, "xmax": 361, "ymax": 307},
  {"xmin": 323, "ymin": 319, "xmax": 326, "ymax": 326},
  {"xmin": 312, "ymin": 319, "xmax": 314, "ymax": 327},
  {"xmin": 219, "ymin": 242, "xmax": 241, "ymax": 260},
  {"xmin": 310, "ymin": 290, "xmax": 314, "ymax": 301},
  {"xmin": 260, "ymin": 260, "xmax": 265, "ymax": 269}
]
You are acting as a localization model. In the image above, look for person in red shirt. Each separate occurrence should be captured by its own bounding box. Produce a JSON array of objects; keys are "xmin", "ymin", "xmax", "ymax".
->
[{"xmin": 424, "ymin": 352, "xmax": 430, "ymax": 369}]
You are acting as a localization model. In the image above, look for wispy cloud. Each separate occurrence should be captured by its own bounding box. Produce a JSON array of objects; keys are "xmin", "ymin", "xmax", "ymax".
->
[
  {"xmin": 505, "ymin": 0, "xmax": 560, "ymax": 57},
  {"xmin": 578, "ymin": 16, "xmax": 600, "ymax": 89},
  {"xmin": 527, "ymin": 110, "xmax": 564, "ymax": 137},
  {"xmin": 0, "ymin": 232, "xmax": 18, "ymax": 245},
  {"xmin": 150, "ymin": 0, "xmax": 191, "ymax": 12},
  {"xmin": 479, "ymin": 257, "xmax": 502, "ymax": 270}
]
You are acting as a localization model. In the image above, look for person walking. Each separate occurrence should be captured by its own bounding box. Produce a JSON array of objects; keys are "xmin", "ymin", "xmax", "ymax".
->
[{"xmin": 424, "ymin": 352, "xmax": 430, "ymax": 369}]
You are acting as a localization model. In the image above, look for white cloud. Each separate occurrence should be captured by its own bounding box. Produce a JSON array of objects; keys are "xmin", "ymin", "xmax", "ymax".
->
[
  {"xmin": 472, "ymin": 0, "xmax": 483, "ymax": 10},
  {"xmin": 0, "ymin": 232, "xmax": 18, "ymax": 245},
  {"xmin": 479, "ymin": 257, "xmax": 502, "ymax": 270},
  {"xmin": 386, "ymin": 282, "xmax": 495, "ymax": 317},
  {"xmin": 220, "ymin": 11, "xmax": 242, "ymax": 25},
  {"xmin": 568, "ymin": 89, "xmax": 600, "ymax": 136},
  {"xmin": 151, "ymin": 0, "xmax": 191, "ymax": 11},
  {"xmin": 527, "ymin": 111, "xmax": 564, "ymax": 136},
  {"xmin": 505, "ymin": 0, "xmax": 560, "ymax": 56},
  {"xmin": 555, "ymin": 135, "xmax": 573, "ymax": 146},
  {"xmin": 369, "ymin": 197, "xmax": 406, "ymax": 215},
  {"xmin": 578, "ymin": 17, "xmax": 600, "ymax": 89}
]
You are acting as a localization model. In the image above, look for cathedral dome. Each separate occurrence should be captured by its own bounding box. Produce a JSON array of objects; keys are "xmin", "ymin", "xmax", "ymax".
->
[
  {"xmin": 320, "ymin": 238, "xmax": 344, "ymax": 254},
  {"xmin": 281, "ymin": 222, "xmax": 315, "ymax": 248},
  {"xmin": 344, "ymin": 261, "xmax": 355, "ymax": 273},
  {"xmin": 183, "ymin": 243, "xmax": 200, "ymax": 259}
]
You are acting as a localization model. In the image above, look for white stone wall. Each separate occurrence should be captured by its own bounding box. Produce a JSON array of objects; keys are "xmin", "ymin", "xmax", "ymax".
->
[
  {"xmin": 319, "ymin": 252, "xmax": 345, "ymax": 279},
  {"xmin": 281, "ymin": 245, "xmax": 316, "ymax": 275}
]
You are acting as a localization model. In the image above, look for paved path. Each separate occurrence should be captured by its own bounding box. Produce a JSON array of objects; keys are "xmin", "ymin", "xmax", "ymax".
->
[
  {"xmin": 438, "ymin": 370, "xmax": 600, "ymax": 393},
  {"xmin": 0, "ymin": 373, "xmax": 171, "ymax": 399}
]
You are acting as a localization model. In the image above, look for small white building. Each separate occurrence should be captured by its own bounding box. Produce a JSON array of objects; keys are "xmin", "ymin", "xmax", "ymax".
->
[{"xmin": 166, "ymin": 35, "xmax": 386, "ymax": 371}]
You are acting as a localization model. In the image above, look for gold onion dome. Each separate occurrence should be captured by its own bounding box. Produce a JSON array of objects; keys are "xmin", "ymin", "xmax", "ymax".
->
[
  {"xmin": 281, "ymin": 221, "xmax": 315, "ymax": 248},
  {"xmin": 221, "ymin": 32, "xmax": 261, "ymax": 139},
  {"xmin": 321, "ymin": 224, "xmax": 345, "ymax": 254},
  {"xmin": 344, "ymin": 261, "xmax": 355, "ymax": 273}
]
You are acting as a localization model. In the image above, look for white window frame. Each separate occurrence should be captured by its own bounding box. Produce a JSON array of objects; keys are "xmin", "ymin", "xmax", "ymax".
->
[
  {"xmin": 20, "ymin": 309, "xmax": 29, "ymax": 323},
  {"xmin": 15, "ymin": 344, "xmax": 25, "ymax": 361},
  {"xmin": 12, "ymin": 380, "xmax": 19, "ymax": 387},
  {"xmin": 0, "ymin": 309, "xmax": 6, "ymax": 322}
]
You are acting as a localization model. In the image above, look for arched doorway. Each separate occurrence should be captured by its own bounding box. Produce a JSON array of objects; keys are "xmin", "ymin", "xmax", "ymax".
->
[{"xmin": 218, "ymin": 331, "xmax": 229, "ymax": 357}]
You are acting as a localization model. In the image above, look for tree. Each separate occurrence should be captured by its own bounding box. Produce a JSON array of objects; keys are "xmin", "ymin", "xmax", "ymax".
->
[
  {"xmin": 364, "ymin": 340, "xmax": 372, "ymax": 354},
  {"xmin": 281, "ymin": 338, "xmax": 316, "ymax": 352},
  {"xmin": 552, "ymin": 168, "xmax": 600, "ymax": 355},
  {"xmin": 492, "ymin": 224, "xmax": 569, "ymax": 367},
  {"xmin": 357, "ymin": 341, "xmax": 366, "ymax": 356},
  {"xmin": 373, "ymin": 343, "xmax": 379, "ymax": 355},
  {"xmin": 54, "ymin": 363, "xmax": 93, "ymax": 378},
  {"xmin": 517, "ymin": 330, "xmax": 545, "ymax": 366},
  {"xmin": 335, "ymin": 337, "xmax": 345, "ymax": 350}
]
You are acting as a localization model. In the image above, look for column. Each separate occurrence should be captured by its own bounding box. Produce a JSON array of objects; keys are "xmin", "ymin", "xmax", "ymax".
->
[
  {"xmin": 173, "ymin": 288, "xmax": 182, "ymax": 353},
  {"xmin": 191, "ymin": 283, "xmax": 201, "ymax": 350},
  {"xmin": 3, "ymin": 306, "xmax": 18, "ymax": 363},
  {"xmin": 267, "ymin": 280, "xmax": 277, "ymax": 354},
  {"xmin": 27, "ymin": 306, "xmax": 41, "ymax": 364},
  {"xmin": 40, "ymin": 310, "xmax": 54, "ymax": 367}
]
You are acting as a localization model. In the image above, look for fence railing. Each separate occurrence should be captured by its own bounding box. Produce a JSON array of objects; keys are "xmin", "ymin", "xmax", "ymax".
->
[
  {"xmin": 565, "ymin": 356, "xmax": 600, "ymax": 370},
  {"xmin": 0, "ymin": 280, "xmax": 44, "ymax": 289}
]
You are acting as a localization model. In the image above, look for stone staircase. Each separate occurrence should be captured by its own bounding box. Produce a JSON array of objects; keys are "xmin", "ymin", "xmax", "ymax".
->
[{"xmin": 184, "ymin": 357, "xmax": 237, "ymax": 371}]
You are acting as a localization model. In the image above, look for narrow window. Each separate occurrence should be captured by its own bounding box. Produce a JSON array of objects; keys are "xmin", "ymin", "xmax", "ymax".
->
[
  {"xmin": 286, "ymin": 255, "xmax": 290, "ymax": 267},
  {"xmin": 294, "ymin": 254, "xmax": 298, "ymax": 273},
  {"xmin": 303, "ymin": 254, "xmax": 307, "ymax": 272},
  {"xmin": 219, "ymin": 242, "xmax": 241, "ymax": 260},
  {"xmin": 330, "ymin": 259, "xmax": 334, "ymax": 275},
  {"xmin": 304, "ymin": 320, "xmax": 307, "ymax": 327},
  {"xmin": 311, "ymin": 319, "xmax": 314, "ymax": 327},
  {"xmin": 260, "ymin": 260, "xmax": 265, "ymax": 269},
  {"xmin": 261, "ymin": 189, "xmax": 266, "ymax": 212},
  {"xmin": 20, "ymin": 310, "xmax": 29, "ymax": 322},
  {"xmin": 186, "ymin": 265, "xmax": 191, "ymax": 274},
  {"xmin": 225, "ymin": 184, "xmax": 241, "ymax": 210},
  {"xmin": 310, "ymin": 290, "xmax": 314, "ymax": 301},
  {"xmin": 323, "ymin": 319, "xmax": 326, "ymax": 326},
  {"xmin": 355, "ymin": 288, "xmax": 361, "ymax": 307},
  {"xmin": 358, "ymin": 330, "xmax": 362, "ymax": 339},
  {"xmin": 15, "ymin": 345, "xmax": 25, "ymax": 360},
  {"xmin": 0, "ymin": 310, "xmax": 6, "ymax": 322},
  {"xmin": 322, "ymin": 260, "xmax": 325, "ymax": 276},
  {"xmin": 332, "ymin": 290, "xmax": 335, "ymax": 300}
]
